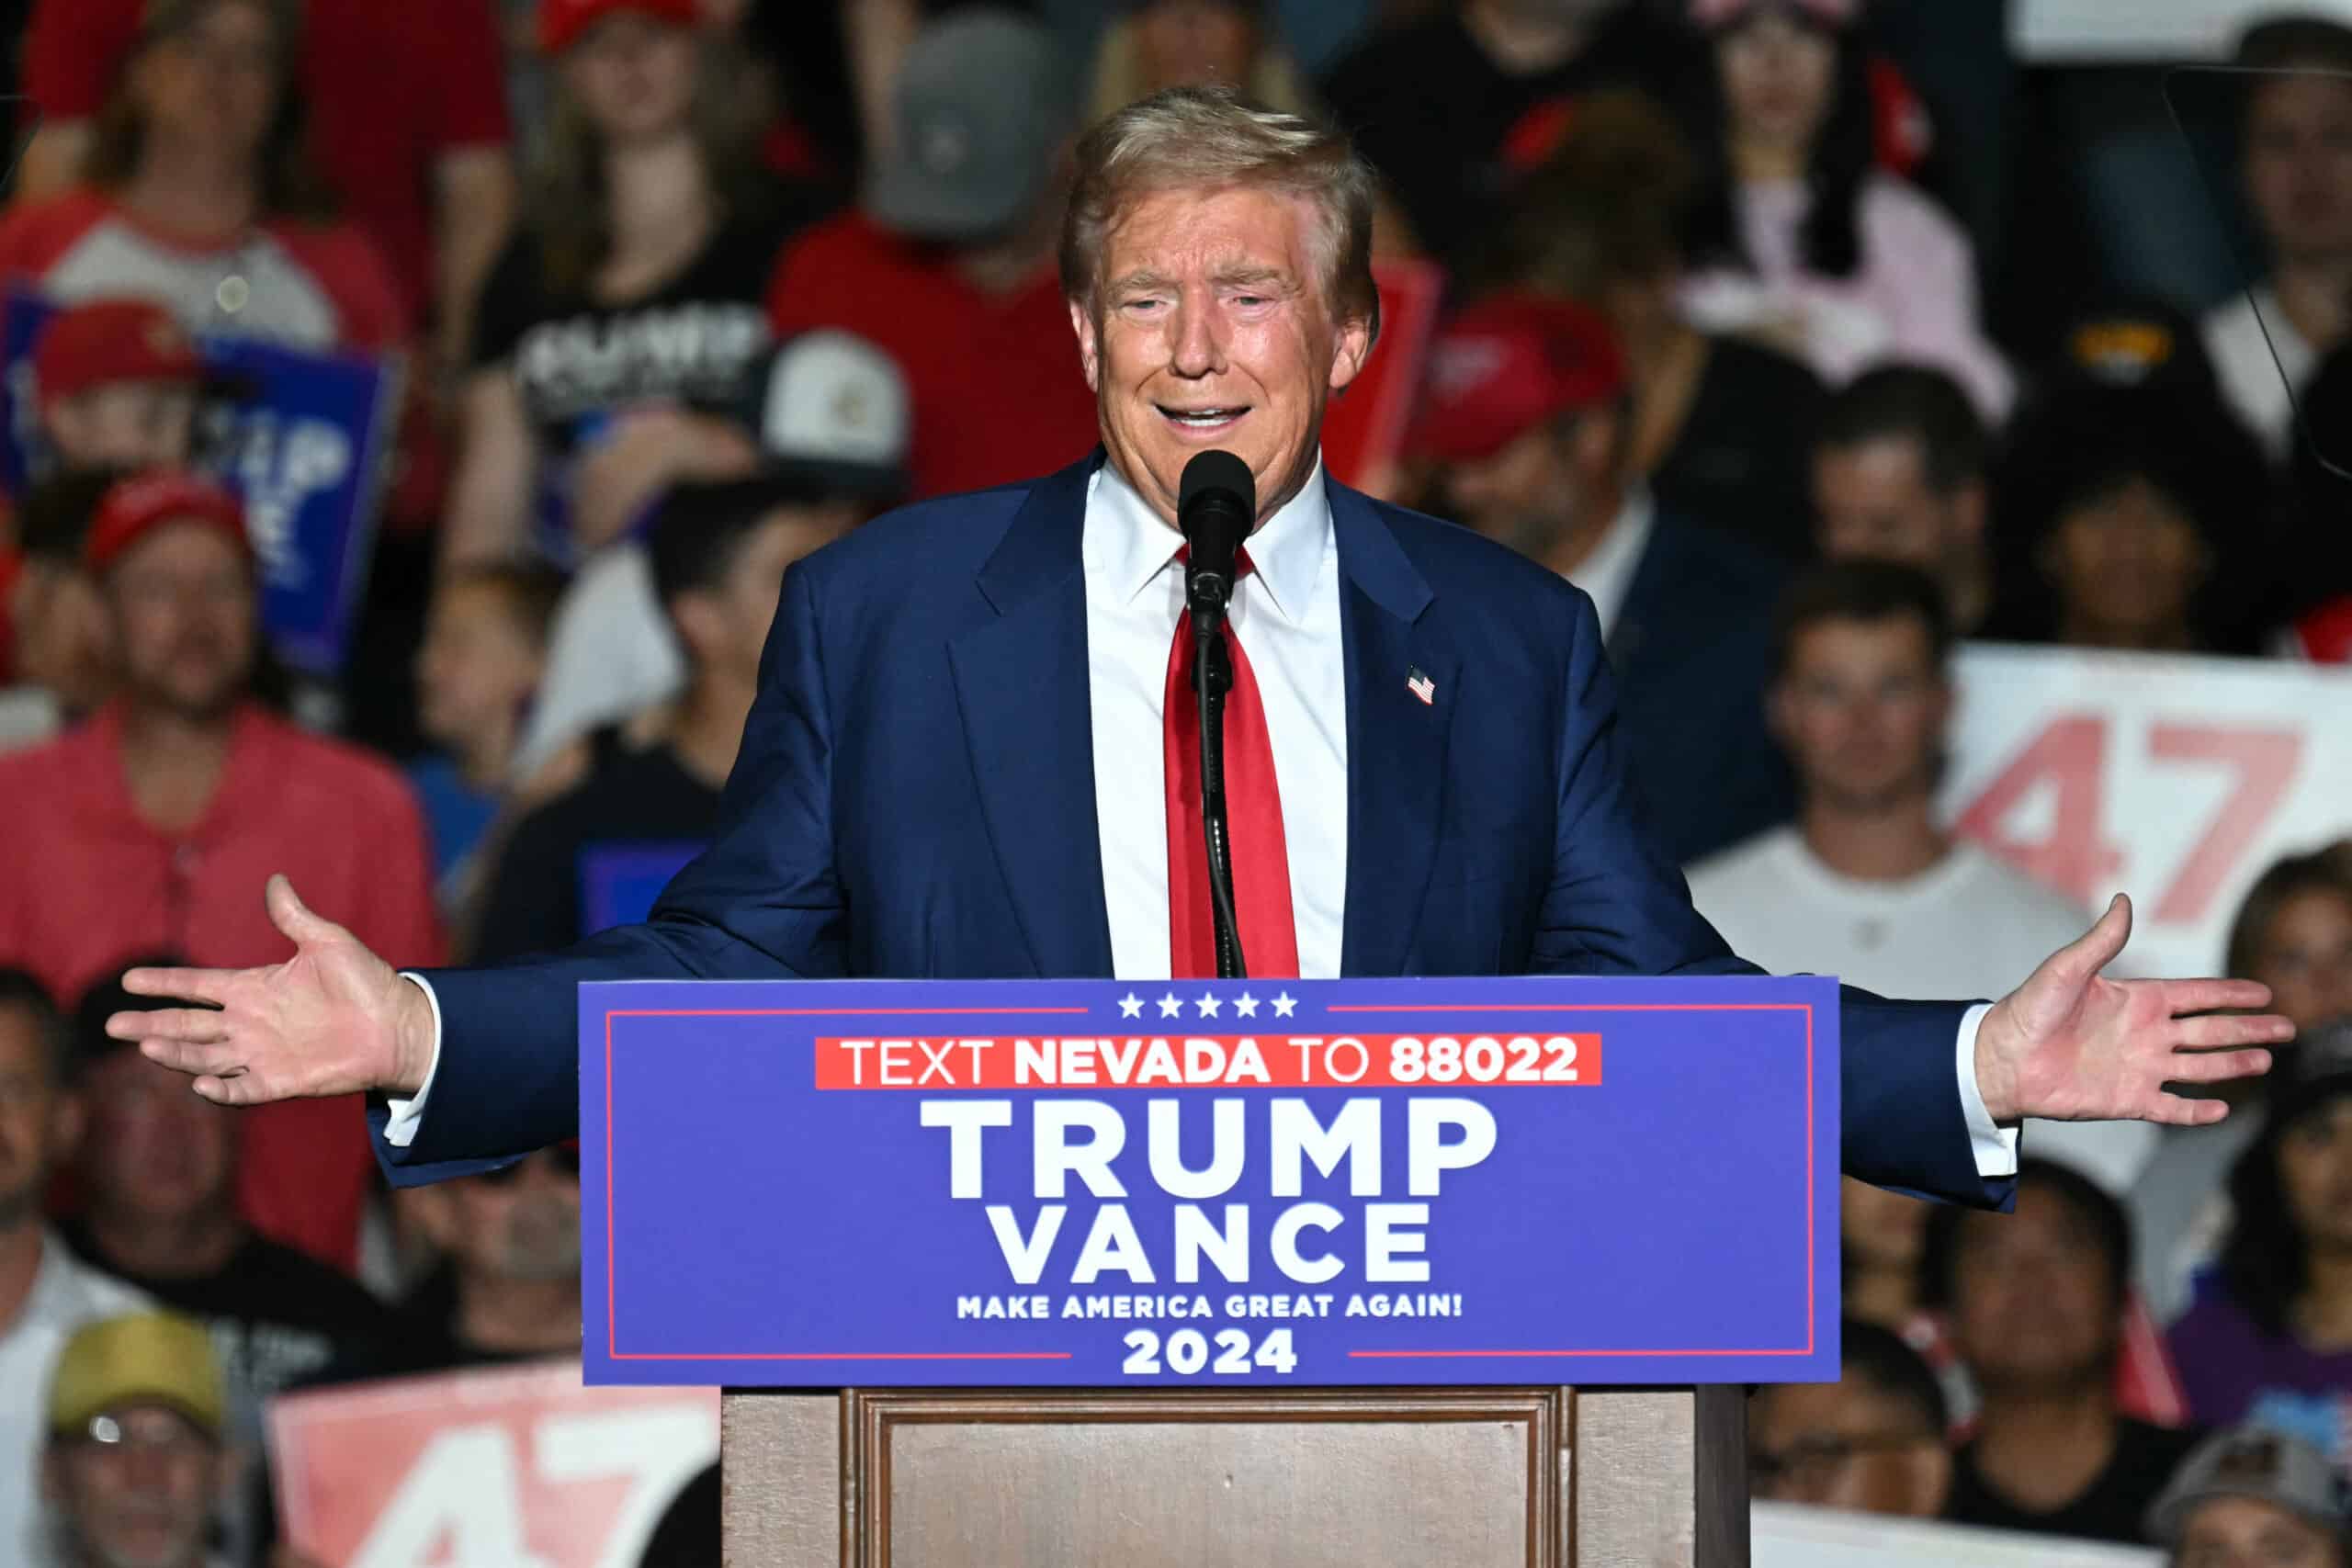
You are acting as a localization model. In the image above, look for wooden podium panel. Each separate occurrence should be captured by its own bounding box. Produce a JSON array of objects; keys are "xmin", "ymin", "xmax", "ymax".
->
[{"xmin": 721, "ymin": 1386, "xmax": 1747, "ymax": 1568}]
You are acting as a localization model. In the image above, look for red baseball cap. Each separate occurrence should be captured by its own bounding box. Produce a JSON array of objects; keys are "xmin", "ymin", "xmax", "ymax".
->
[
  {"xmin": 34, "ymin": 299, "xmax": 207, "ymax": 409},
  {"xmin": 83, "ymin": 471, "xmax": 252, "ymax": 575},
  {"xmin": 1409, "ymin": 295, "xmax": 1629, "ymax": 465},
  {"xmin": 537, "ymin": 0, "xmax": 699, "ymax": 52}
]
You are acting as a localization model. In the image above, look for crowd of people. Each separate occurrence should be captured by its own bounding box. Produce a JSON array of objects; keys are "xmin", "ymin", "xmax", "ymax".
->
[{"xmin": 0, "ymin": 0, "xmax": 2346, "ymax": 1562}]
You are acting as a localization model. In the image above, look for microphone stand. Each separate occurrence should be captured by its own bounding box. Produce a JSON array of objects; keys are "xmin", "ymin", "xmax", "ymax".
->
[{"xmin": 1191, "ymin": 601, "xmax": 1247, "ymax": 980}]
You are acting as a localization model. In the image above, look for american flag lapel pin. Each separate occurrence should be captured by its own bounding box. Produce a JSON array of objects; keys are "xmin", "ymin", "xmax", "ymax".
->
[{"xmin": 1407, "ymin": 666, "xmax": 1436, "ymax": 705}]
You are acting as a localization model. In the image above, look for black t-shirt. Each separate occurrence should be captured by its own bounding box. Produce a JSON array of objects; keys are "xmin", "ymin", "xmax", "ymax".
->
[
  {"xmin": 1321, "ymin": 8, "xmax": 1682, "ymax": 272},
  {"xmin": 62, "ymin": 1221, "xmax": 396, "ymax": 1411},
  {"xmin": 302, "ymin": 1268, "xmax": 567, "ymax": 1386},
  {"xmin": 1651, "ymin": 335, "xmax": 1828, "ymax": 564},
  {"xmin": 471, "ymin": 739, "xmax": 726, "ymax": 964},
  {"xmin": 471, "ymin": 204, "xmax": 827, "ymax": 460},
  {"xmin": 1946, "ymin": 1419, "xmax": 2204, "ymax": 1544}
]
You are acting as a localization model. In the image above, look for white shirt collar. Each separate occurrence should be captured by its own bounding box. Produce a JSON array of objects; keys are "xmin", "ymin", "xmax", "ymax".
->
[
  {"xmin": 1564, "ymin": 489, "xmax": 1656, "ymax": 641},
  {"xmin": 1088, "ymin": 453, "xmax": 1334, "ymax": 624}
]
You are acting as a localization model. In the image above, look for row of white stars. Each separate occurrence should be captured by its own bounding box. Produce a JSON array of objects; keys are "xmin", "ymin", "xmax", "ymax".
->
[{"xmin": 1116, "ymin": 990, "xmax": 1297, "ymax": 1020}]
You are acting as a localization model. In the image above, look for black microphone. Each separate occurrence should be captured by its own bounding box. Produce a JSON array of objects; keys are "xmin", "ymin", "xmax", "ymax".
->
[{"xmin": 1179, "ymin": 450, "xmax": 1254, "ymax": 625}]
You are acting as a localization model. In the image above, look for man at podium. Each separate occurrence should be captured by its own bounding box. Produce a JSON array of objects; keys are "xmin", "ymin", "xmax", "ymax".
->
[{"xmin": 108, "ymin": 88, "xmax": 2288, "ymax": 1209}]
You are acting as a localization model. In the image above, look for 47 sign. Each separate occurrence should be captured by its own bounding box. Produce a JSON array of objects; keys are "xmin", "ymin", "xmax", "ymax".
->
[{"xmin": 1940, "ymin": 645, "xmax": 2352, "ymax": 976}]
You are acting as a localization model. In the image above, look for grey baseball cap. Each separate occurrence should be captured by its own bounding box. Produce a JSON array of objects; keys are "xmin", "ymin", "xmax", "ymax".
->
[
  {"xmin": 2146, "ymin": 1425, "xmax": 2350, "ymax": 1547},
  {"xmin": 865, "ymin": 9, "xmax": 1080, "ymax": 243}
]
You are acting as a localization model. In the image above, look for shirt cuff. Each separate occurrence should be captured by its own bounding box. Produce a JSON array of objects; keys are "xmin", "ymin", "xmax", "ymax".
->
[
  {"xmin": 1956, "ymin": 1001, "xmax": 2018, "ymax": 1179},
  {"xmin": 381, "ymin": 973, "xmax": 445, "ymax": 1148}
]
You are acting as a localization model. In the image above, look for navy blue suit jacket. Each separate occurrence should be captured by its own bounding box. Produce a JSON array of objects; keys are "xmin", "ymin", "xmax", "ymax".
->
[{"xmin": 382, "ymin": 454, "xmax": 2011, "ymax": 1210}]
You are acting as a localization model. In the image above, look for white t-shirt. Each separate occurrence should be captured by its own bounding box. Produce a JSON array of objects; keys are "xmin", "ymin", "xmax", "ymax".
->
[
  {"xmin": 2203, "ymin": 285, "xmax": 2315, "ymax": 463},
  {"xmin": 509, "ymin": 542, "xmax": 684, "ymax": 784},
  {"xmin": 1686, "ymin": 827, "xmax": 2154, "ymax": 1190},
  {"xmin": 0, "ymin": 1233, "xmax": 150, "ymax": 1564}
]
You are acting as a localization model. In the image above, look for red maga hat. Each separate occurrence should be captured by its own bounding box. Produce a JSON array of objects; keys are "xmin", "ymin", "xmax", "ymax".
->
[
  {"xmin": 537, "ymin": 0, "xmax": 699, "ymax": 53},
  {"xmin": 83, "ymin": 471, "xmax": 252, "ymax": 574},
  {"xmin": 33, "ymin": 299, "xmax": 207, "ymax": 408},
  {"xmin": 1409, "ymin": 295, "xmax": 1628, "ymax": 465}
]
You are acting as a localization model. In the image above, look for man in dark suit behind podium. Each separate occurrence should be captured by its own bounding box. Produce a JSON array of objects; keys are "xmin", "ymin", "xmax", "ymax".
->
[{"xmin": 109, "ymin": 89, "xmax": 2288, "ymax": 1208}]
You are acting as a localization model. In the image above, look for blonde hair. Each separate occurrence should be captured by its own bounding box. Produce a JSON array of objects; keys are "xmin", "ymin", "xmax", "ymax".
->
[{"xmin": 1059, "ymin": 85, "xmax": 1381, "ymax": 348}]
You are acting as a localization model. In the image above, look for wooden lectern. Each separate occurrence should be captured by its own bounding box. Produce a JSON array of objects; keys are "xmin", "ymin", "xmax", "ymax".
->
[
  {"xmin": 584, "ymin": 974, "xmax": 1835, "ymax": 1568},
  {"xmin": 719, "ymin": 1383, "xmax": 1748, "ymax": 1567}
]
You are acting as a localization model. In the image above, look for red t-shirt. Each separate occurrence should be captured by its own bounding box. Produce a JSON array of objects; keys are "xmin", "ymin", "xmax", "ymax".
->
[
  {"xmin": 0, "ymin": 188, "xmax": 408, "ymax": 353},
  {"xmin": 23, "ymin": 0, "xmax": 511, "ymax": 323},
  {"xmin": 0, "ymin": 702, "xmax": 445, "ymax": 1272},
  {"xmin": 0, "ymin": 545, "xmax": 20, "ymax": 687},
  {"xmin": 766, "ymin": 214, "xmax": 1099, "ymax": 500}
]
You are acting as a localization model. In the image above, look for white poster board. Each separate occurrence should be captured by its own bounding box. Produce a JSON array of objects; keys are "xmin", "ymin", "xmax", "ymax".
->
[
  {"xmin": 1939, "ymin": 644, "xmax": 2352, "ymax": 980},
  {"xmin": 1756, "ymin": 1501, "xmax": 2163, "ymax": 1566},
  {"xmin": 2012, "ymin": 0, "xmax": 2352, "ymax": 62}
]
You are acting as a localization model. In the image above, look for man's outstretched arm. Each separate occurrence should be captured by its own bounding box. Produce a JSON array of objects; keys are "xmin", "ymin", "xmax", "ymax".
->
[{"xmin": 110, "ymin": 560, "xmax": 845, "ymax": 1179}]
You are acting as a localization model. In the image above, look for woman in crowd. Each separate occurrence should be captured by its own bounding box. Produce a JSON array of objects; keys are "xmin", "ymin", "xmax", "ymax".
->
[
  {"xmin": 2132, "ymin": 849, "xmax": 2352, "ymax": 1322},
  {"xmin": 1677, "ymin": 0, "xmax": 2012, "ymax": 420},
  {"xmin": 0, "ymin": 0, "xmax": 405, "ymax": 354},
  {"xmin": 1496, "ymin": 89, "xmax": 1826, "ymax": 562},
  {"xmin": 2169, "ymin": 1026, "xmax": 2352, "ymax": 1473},
  {"xmin": 443, "ymin": 0, "xmax": 831, "ymax": 568},
  {"xmin": 1086, "ymin": 0, "xmax": 1315, "ymax": 125}
]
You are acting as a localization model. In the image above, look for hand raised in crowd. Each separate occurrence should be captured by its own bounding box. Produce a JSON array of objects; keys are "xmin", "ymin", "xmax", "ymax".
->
[
  {"xmin": 107, "ymin": 874, "xmax": 432, "ymax": 1104},
  {"xmin": 1973, "ymin": 894, "xmax": 2293, "ymax": 1126}
]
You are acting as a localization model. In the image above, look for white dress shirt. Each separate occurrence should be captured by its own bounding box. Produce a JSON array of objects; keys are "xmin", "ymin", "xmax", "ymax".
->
[
  {"xmin": 1563, "ymin": 491, "xmax": 1656, "ymax": 643},
  {"xmin": 1085, "ymin": 457, "xmax": 1347, "ymax": 979},
  {"xmin": 389, "ymin": 453, "xmax": 2012, "ymax": 1179}
]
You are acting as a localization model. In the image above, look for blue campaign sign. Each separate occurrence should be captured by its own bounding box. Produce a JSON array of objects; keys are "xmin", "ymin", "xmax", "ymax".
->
[
  {"xmin": 1, "ymin": 288, "xmax": 401, "ymax": 674},
  {"xmin": 577, "ymin": 842, "xmax": 707, "ymax": 938},
  {"xmin": 582, "ymin": 974, "xmax": 1841, "ymax": 1388}
]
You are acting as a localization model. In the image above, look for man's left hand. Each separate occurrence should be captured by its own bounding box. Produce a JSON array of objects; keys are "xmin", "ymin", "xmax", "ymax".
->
[{"xmin": 1974, "ymin": 893, "xmax": 2293, "ymax": 1126}]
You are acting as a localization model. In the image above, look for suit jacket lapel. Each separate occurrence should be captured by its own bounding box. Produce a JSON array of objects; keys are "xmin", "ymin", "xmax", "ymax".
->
[
  {"xmin": 1331, "ymin": 483, "xmax": 1458, "ymax": 976},
  {"xmin": 945, "ymin": 453, "xmax": 1115, "ymax": 976}
]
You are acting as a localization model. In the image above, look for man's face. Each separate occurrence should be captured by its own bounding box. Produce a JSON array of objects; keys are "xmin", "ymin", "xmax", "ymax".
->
[
  {"xmin": 80, "ymin": 1050, "xmax": 238, "ymax": 1235},
  {"xmin": 1074, "ymin": 184, "xmax": 1371, "ymax": 527},
  {"xmin": 106, "ymin": 524, "xmax": 255, "ymax": 722},
  {"xmin": 2279, "ymin": 1100, "xmax": 2352, "ymax": 1254},
  {"xmin": 414, "ymin": 581, "xmax": 544, "ymax": 749},
  {"xmin": 1948, "ymin": 1183, "xmax": 2119, "ymax": 1392},
  {"xmin": 446, "ymin": 1148, "xmax": 582, "ymax": 1284},
  {"xmin": 44, "ymin": 383, "xmax": 199, "ymax": 471},
  {"xmin": 1814, "ymin": 436, "xmax": 1979, "ymax": 581},
  {"xmin": 12, "ymin": 559, "xmax": 117, "ymax": 714},
  {"xmin": 1768, "ymin": 616, "xmax": 1950, "ymax": 816},
  {"xmin": 0, "ymin": 1006, "xmax": 72, "ymax": 1234},
  {"xmin": 674, "ymin": 508, "xmax": 849, "ymax": 688},
  {"xmin": 2245, "ymin": 73, "xmax": 2352, "ymax": 265},
  {"xmin": 2176, "ymin": 1495, "xmax": 2347, "ymax": 1568},
  {"xmin": 1748, "ymin": 1378, "xmax": 1948, "ymax": 1517},
  {"xmin": 1841, "ymin": 1177, "xmax": 1930, "ymax": 1273},
  {"xmin": 46, "ymin": 1404, "xmax": 220, "ymax": 1568}
]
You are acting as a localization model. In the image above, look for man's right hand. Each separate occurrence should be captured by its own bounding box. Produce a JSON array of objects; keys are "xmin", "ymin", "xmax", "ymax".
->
[{"xmin": 107, "ymin": 874, "xmax": 435, "ymax": 1104}]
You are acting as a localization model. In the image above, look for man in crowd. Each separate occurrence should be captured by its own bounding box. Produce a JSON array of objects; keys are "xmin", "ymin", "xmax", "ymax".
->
[
  {"xmin": 1924, "ymin": 1158, "xmax": 2201, "ymax": 1543},
  {"xmin": 320, "ymin": 1145, "xmax": 582, "ymax": 1378},
  {"xmin": 472, "ymin": 476, "xmax": 850, "ymax": 959},
  {"xmin": 63, "ymin": 961, "xmax": 393, "ymax": 1531},
  {"xmin": 1810, "ymin": 366, "xmax": 1996, "ymax": 637},
  {"xmin": 0, "ymin": 973, "xmax": 148, "ymax": 1563},
  {"xmin": 1748, "ymin": 1316, "xmax": 1953, "ymax": 1519},
  {"xmin": 764, "ymin": 9, "xmax": 1097, "ymax": 500},
  {"xmin": 0, "ymin": 470, "xmax": 125, "ymax": 746},
  {"xmin": 0, "ymin": 472, "xmax": 443, "ymax": 1271},
  {"xmin": 31, "ymin": 299, "xmax": 220, "ymax": 474},
  {"xmin": 1415, "ymin": 290, "xmax": 1792, "ymax": 863},
  {"xmin": 111, "ymin": 90, "xmax": 2284, "ymax": 1252},
  {"xmin": 42, "ymin": 1313, "xmax": 229, "ymax": 1568},
  {"xmin": 2146, "ymin": 1425, "xmax": 2351, "ymax": 1568},
  {"xmin": 1322, "ymin": 0, "xmax": 1677, "ymax": 267}
]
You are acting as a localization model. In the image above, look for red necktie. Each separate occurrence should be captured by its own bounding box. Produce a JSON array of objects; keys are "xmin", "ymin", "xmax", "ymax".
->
[{"xmin": 1164, "ymin": 551, "xmax": 1301, "ymax": 979}]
